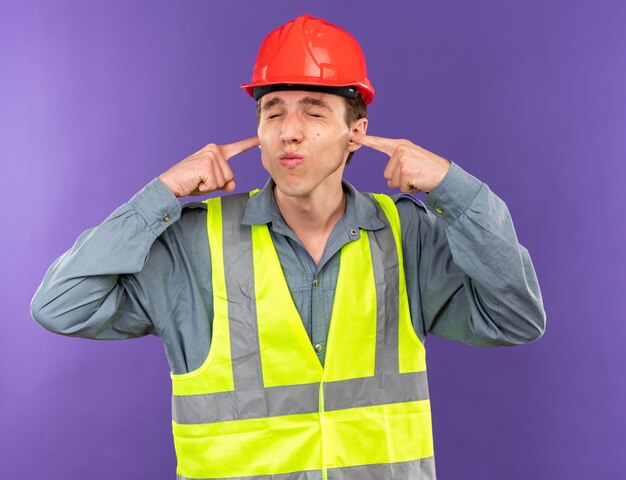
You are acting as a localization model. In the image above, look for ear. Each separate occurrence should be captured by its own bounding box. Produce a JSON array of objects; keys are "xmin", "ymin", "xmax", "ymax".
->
[{"xmin": 346, "ymin": 118, "xmax": 368, "ymax": 152}]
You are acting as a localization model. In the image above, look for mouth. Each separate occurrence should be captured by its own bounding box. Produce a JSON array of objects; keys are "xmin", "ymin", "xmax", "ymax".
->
[{"xmin": 279, "ymin": 152, "xmax": 304, "ymax": 168}]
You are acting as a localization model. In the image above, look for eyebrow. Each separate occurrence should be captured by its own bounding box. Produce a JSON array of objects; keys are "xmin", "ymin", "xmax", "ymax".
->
[
  {"xmin": 299, "ymin": 97, "xmax": 332, "ymax": 110},
  {"xmin": 262, "ymin": 96, "xmax": 333, "ymax": 112},
  {"xmin": 261, "ymin": 97, "xmax": 283, "ymax": 112}
]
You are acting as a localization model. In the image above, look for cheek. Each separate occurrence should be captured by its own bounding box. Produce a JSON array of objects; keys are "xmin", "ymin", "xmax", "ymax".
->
[
  {"xmin": 257, "ymin": 125, "xmax": 266, "ymax": 140},
  {"xmin": 332, "ymin": 129, "xmax": 350, "ymax": 151},
  {"xmin": 257, "ymin": 123, "xmax": 273, "ymax": 144},
  {"xmin": 257, "ymin": 131, "xmax": 274, "ymax": 161},
  {"xmin": 260, "ymin": 148, "xmax": 270, "ymax": 166},
  {"xmin": 259, "ymin": 151, "xmax": 272, "ymax": 174}
]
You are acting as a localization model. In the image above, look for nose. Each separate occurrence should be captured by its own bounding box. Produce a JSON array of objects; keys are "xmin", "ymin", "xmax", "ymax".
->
[{"xmin": 279, "ymin": 112, "xmax": 304, "ymax": 144}]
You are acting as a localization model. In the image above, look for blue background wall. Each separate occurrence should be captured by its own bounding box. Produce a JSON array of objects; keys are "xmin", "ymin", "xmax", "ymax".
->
[{"xmin": 2, "ymin": 0, "xmax": 624, "ymax": 478}]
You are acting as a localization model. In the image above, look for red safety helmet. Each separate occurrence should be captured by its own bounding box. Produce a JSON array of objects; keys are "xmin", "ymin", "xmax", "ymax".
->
[{"xmin": 241, "ymin": 14, "xmax": 375, "ymax": 105}]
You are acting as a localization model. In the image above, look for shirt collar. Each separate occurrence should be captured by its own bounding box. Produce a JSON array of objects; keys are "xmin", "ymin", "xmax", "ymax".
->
[{"xmin": 241, "ymin": 177, "xmax": 385, "ymax": 232}]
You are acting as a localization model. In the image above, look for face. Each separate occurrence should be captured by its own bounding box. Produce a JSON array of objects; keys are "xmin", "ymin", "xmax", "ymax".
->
[{"xmin": 257, "ymin": 90, "xmax": 366, "ymax": 199}]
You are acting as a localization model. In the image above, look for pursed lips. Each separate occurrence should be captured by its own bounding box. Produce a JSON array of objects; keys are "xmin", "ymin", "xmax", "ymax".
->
[{"xmin": 279, "ymin": 152, "xmax": 304, "ymax": 168}]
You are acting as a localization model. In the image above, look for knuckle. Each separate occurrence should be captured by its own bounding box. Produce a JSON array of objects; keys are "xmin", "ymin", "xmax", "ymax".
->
[
  {"xmin": 396, "ymin": 143, "xmax": 410, "ymax": 155},
  {"xmin": 400, "ymin": 164, "xmax": 412, "ymax": 177},
  {"xmin": 203, "ymin": 144, "xmax": 219, "ymax": 157},
  {"xmin": 203, "ymin": 150, "xmax": 217, "ymax": 163},
  {"xmin": 211, "ymin": 166, "xmax": 223, "ymax": 182}
]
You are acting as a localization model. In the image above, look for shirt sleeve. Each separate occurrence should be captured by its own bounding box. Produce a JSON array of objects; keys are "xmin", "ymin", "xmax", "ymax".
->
[
  {"xmin": 30, "ymin": 178, "xmax": 184, "ymax": 339},
  {"xmin": 396, "ymin": 161, "xmax": 546, "ymax": 346}
]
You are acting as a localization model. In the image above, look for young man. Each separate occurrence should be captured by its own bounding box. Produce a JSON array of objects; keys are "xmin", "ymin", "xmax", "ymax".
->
[{"xmin": 31, "ymin": 14, "xmax": 545, "ymax": 480}]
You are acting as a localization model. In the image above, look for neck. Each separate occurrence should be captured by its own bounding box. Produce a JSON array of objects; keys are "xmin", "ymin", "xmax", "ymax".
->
[
  {"xmin": 274, "ymin": 182, "xmax": 346, "ymax": 233},
  {"xmin": 273, "ymin": 180, "xmax": 346, "ymax": 264}
]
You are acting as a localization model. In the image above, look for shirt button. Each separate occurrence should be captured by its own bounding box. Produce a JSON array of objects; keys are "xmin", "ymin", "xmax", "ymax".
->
[
  {"xmin": 163, "ymin": 214, "xmax": 172, "ymax": 222},
  {"xmin": 314, "ymin": 343, "xmax": 323, "ymax": 353},
  {"xmin": 435, "ymin": 207, "xmax": 443, "ymax": 214},
  {"xmin": 350, "ymin": 229, "xmax": 358, "ymax": 236},
  {"xmin": 313, "ymin": 278, "xmax": 319, "ymax": 287}
]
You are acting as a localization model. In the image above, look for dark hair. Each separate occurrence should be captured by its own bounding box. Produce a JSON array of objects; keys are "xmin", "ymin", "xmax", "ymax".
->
[
  {"xmin": 342, "ymin": 95, "xmax": 367, "ymax": 165},
  {"xmin": 256, "ymin": 93, "xmax": 368, "ymax": 165}
]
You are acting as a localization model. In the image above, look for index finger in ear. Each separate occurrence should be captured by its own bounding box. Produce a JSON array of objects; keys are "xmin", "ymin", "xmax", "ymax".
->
[
  {"xmin": 220, "ymin": 136, "xmax": 260, "ymax": 161},
  {"xmin": 351, "ymin": 134, "xmax": 399, "ymax": 156}
]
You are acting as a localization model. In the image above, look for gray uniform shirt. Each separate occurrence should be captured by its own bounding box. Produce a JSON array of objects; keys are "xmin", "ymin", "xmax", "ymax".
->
[{"xmin": 30, "ymin": 162, "xmax": 546, "ymax": 373}]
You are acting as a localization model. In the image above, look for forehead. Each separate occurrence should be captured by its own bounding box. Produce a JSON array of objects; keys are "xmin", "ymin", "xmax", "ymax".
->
[{"xmin": 260, "ymin": 90, "xmax": 345, "ymax": 111}]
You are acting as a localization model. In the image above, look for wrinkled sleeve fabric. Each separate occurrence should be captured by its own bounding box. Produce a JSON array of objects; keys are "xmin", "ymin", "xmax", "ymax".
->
[
  {"xmin": 30, "ymin": 178, "xmax": 186, "ymax": 340},
  {"xmin": 396, "ymin": 162, "xmax": 546, "ymax": 346}
]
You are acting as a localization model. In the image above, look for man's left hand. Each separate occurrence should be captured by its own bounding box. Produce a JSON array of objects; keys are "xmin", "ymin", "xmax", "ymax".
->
[{"xmin": 351, "ymin": 133, "xmax": 451, "ymax": 193}]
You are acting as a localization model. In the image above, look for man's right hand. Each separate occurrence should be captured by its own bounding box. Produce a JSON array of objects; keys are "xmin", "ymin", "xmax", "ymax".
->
[{"xmin": 158, "ymin": 136, "xmax": 260, "ymax": 197}]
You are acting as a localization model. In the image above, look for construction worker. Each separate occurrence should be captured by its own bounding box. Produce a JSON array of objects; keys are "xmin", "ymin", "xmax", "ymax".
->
[{"xmin": 31, "ymin": 14, "xmax": 545, "ymax": 480}]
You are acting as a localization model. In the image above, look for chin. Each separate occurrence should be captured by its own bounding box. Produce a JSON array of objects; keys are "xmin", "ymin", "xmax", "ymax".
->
[{"xmin": 273, "ymin": 180, "xmax": 311, "ymax": 198}]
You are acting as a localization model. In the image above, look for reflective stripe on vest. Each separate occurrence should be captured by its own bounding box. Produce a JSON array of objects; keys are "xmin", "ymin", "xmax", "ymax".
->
[
  {"xmin": 171, "ymin": 192, "xmax": 435, "ymax": 479},
  {"xmin": 176, "ymin": 456, "xmax": 436, "ymax": 479}
]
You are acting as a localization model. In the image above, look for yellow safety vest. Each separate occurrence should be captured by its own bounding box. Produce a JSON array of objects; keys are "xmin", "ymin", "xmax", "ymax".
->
[{"xmin": 171, "ymin": 191, "xmax": 435, "ymax": 480}]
